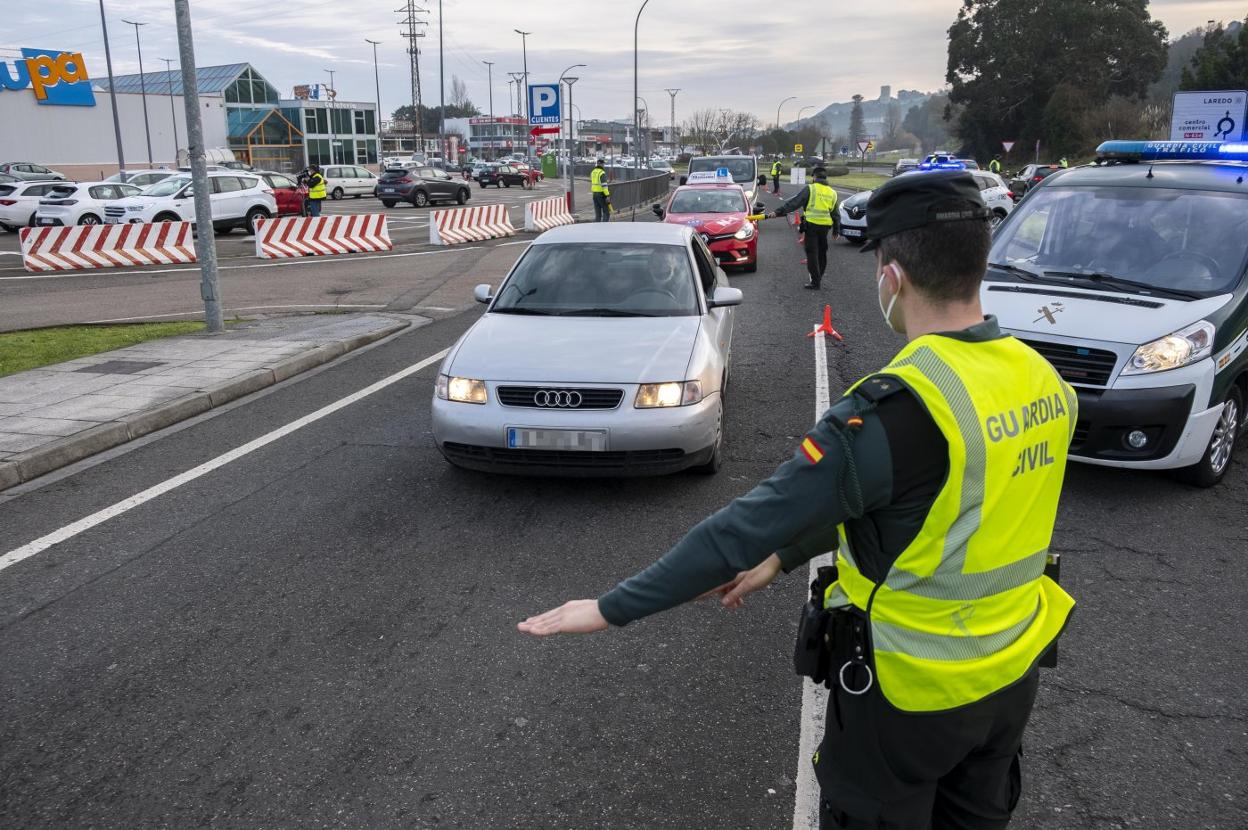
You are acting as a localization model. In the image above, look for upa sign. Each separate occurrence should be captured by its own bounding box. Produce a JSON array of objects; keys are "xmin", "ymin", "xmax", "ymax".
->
[
  {"xmin": 527, "ymin": 83, "xmax": 561, "ymax": 126},
  {"xmin": 0, "ymin": 48, "xmax": 95, "ymax": 106},
  {"xmin": 1171, "ymin": 90, "xmax": 1247, "ymax": 142}
]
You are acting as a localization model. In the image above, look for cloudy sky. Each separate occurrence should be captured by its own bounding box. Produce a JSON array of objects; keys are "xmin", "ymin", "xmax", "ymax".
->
[{"xmin": 4, "ymin": 0, "xmax": 1246, "ymax": 125}]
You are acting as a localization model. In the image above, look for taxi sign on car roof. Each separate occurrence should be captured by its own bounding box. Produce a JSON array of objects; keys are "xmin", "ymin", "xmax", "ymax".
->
[
  {"xmin": 686, "ymin": 168, "xmax": 735, "ymax": 185},
  {"xmin": 1096, "ymin": 139, "xmax": 1248, "ymax": 161}
]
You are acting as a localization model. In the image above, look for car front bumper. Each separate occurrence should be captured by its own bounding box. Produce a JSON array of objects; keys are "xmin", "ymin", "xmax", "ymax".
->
[
  {"xmin": 708, "ymin": 235, "xmax": 757, "ymax": 266},
  {"xmin": 432, "ymin": 386, "xmax": 721, "ymax": 476},
  {"xmin": 837, "ymin": 211, "xmax": 868, "ymax": 240}
]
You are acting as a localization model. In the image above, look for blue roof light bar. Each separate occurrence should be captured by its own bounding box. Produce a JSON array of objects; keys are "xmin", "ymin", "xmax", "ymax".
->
[{"xmin": 1096, "ymin": 140, "xmax": 1248, "ymax": 161}]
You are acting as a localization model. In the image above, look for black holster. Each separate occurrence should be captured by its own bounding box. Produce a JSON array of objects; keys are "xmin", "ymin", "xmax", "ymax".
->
[
  {"xmin": 1039, "ymin": 553, "xmax": 1061, "ymax": 669},
  {"xmin": 793, "ymin": 565, "xmax": 837, "ymax": 684}
]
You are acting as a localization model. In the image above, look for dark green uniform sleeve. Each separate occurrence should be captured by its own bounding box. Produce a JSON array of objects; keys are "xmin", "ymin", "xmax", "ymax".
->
[
  {"xmin": 596, "ymin": 396, "xmax": 894, "ymax": 627},
  {"xmin": 773, "ymin": 186, "xmax": 810, "ymax": 217}
]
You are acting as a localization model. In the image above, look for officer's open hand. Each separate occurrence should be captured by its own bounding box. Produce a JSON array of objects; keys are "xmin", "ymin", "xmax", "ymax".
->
[
  {"xmin": 518, "ymin": 599, "xmax": 609, "ymax": 637},
  {"xmin": 702, "ymin": 554, "xmax": 783, "ymax": 609}
]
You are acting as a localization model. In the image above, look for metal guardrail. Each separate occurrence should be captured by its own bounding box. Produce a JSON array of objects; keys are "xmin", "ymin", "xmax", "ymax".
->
[{"xmin": 602, "ymin": 171, "xmax": 671, "ymax": 213}]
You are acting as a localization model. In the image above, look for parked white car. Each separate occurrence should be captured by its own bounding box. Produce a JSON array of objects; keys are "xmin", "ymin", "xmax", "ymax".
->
[
  {"xmin": 103, "ymin": 171, "xmax": 277, "ymax": 235},
  {"xmin": 322, "ymin": 164, "xmax": 378, "ymax": 199},
  {"xmin": 0, "ymin": 180, "xmax": 74, "ymax": 231},
  {"xmin": 34, "ymin": 182, "xmax": 144, "ymax": 227},
  {"xmin": 105, "ymin": 170, "xmax": 178, "ymax": 189},
  {"xmin": 971, "ymin": 170, "xmax": 1015, "ymax": 226}
]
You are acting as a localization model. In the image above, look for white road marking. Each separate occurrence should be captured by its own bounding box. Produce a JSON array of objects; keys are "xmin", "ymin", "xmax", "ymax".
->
[
  {"xmin": 0, "ymin": 347, "xmax": 449, "ymax": 574},
  {"xmin": 85, "ymin": 304, "xmax": 390, "ymax": 324},
  {"xmin": 0, "ymin": 246, "xmax": 485, "ymax": 281},
  {"xmin": 0, "ymin": 252, "xmax": 22, "ymax": 256},
  {"xmin": 793, "ymin": 324, "xmax": 834, "ymax": 830}
]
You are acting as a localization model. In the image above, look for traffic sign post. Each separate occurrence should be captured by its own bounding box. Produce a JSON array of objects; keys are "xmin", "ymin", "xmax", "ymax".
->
[
  {"xmin": 1170, "ymin": 90, "xmax": 1248, "ymax": 141},
  {"xmin": 794, "ymin": 143, "xmax": 803, "ymax": 154},
  {"xmin": 527, "ymin": 83, "xmax": 562, "ymax": 126},
  {"xmin": 1002, "ymin": 140, "xmax": 1016, "ymax": 154},
  {"xmin": 857, "ymin": 139, "xmax": 869, "ymax": 171}
]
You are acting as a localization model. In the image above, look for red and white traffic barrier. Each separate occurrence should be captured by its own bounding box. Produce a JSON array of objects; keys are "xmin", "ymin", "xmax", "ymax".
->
[
  {"xmin": 524, "ymin": 194, "xmax": 575, "ymax": 232},
  {"xmin": 18, "ymin": 222, "xmax": 196, "ymax": 272},
  {"xmin": 429, "ymin": 204, "xmax": 516, "ymax": 245},
  {"xmin": 254, "ymin": 214, "xmax": 392, "ymax": 259}
]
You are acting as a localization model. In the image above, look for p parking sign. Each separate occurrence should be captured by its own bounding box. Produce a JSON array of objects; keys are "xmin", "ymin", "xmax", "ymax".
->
[{"xmin": 528, "ymin": 83, "xmax": 561, "ymax": 125}]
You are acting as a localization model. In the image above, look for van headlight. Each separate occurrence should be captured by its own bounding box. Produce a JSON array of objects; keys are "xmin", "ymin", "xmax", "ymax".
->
[
  {"xmin": 436, "ymin": 373, "xmax": 488, "ymax": 403},
  {"xmin": 635, "ymin": 381, "xmax": 703, "ymax": 408},
  {"xmin": 1122, "ymin": 321, "xmax": 1215, "ymax": 375}
]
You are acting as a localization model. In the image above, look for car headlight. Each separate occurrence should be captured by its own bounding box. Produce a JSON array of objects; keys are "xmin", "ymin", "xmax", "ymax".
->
[
  {"xmin": 734, "ymin": 223, "xmax": 755, "ymax": 240},
  {"xmin": 635, "ymin": 380, "xmax": 703, "ymax": 408},
  {"xmin": 1121, "ymin": 321, "xmax": 1215, "ymax": 375},
  {"xmin": 436, "ymin": 373, "xmax": 488, "ymax": 404}
]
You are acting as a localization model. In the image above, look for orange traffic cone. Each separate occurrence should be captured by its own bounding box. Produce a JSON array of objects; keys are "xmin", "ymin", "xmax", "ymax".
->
[{"xmin": 807, "ymin": 304, "xmax": 844, "ymax": 342}]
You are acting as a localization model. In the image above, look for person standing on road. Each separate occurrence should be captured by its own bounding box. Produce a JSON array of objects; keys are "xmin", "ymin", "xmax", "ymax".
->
[
  {"xmin": 519, "ymin": 171, "xmax": 1077, "ymax": 830},
  {"xmin": 769, "ymin": 166, "xmax": 838, "ymax": 290},
  {"xmin": 1059, "ymin": 157, "xmax": 1069, "ymax": 168},
  {"xmin": 989, "ymin": 155, "xmax": 1003, "ymax": 175},
  {"xmin": 771, "ymin": 159, "xmax": 783, "ymax": 194},
  {"xmin": 306, "ymin": 164, "xmax": 327, "ymax": 218},
  {"xmin": 590, "ymin": 159, "xmax": 612, "ymax": 222}
]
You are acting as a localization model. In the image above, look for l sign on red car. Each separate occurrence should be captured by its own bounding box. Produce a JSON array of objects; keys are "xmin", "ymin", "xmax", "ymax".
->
[{"xmin": 651, "ymin": 171, "xmax": 763, "ymax": 273}]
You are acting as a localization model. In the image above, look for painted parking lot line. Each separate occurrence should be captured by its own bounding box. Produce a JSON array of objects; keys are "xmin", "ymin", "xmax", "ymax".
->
[{"xmin": 0, "ymin": 346, "xmax": 450, "ymax": 574}]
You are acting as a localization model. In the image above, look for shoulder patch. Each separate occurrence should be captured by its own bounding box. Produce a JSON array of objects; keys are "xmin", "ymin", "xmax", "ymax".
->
[
  {"xmin": 800, "ymin": 436, "xmax": 825, "ymax": 464},
  {"xmin": 854, "ymin": 375, "xmax": 906, "ymax": 405}
]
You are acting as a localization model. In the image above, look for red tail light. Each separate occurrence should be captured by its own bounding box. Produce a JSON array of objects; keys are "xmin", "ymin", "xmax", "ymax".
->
[
  {"xmin": 395, "ymin": 176, "xmax": 412, "ymax": 184},
  {"xmin": 0, "ymin": 199, "xmax": 15, "ymax": 206}
]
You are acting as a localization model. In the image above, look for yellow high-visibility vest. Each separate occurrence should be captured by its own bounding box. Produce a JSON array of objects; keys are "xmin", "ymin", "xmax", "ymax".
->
[
  {"xmin": 989, "ymin": 159, "xmax": 1002, "ymax": 174},
  {"xmin": 591, "ymin": 167, "xmax": 610, "ymax": 195},
  {"xmin": 771, "ymin": 161, "xmax": 782, "ymax": 177},
  {"xmin": 804, "ymin": 182, "xmax": 837, "ymax": 226},
  {"xmin": 308, "ymin": 172, "xmax": 326, "ymax": 200},
  {"xmin": 825, "ymin": 333, "xmax": 1077, "ymax": 712}
]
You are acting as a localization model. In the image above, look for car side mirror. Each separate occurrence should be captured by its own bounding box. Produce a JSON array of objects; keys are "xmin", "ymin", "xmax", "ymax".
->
[
  {"xmin": 757, "ymin": 175, "xmax": 767, "ymax": 186},
  {"xmin": 707, "ymin": 286, "xmax": 743, "ymax": 309},
  {"xmin": 753, "ymin": 201, "xmax": 765, "ymax": 212},
  {"xmin": 473, "ymin": 283, "xmax": 494, "ymax": 304},
  {"xmin": 651, "ymin": 204, "xmax": 664, "ymax": 219},
  {"xmin": 678, "ymin": 175, "xmax": 688, "ymax": 186},
  {"xmin": 180, "ymin": 188, "xmax": 193, "ymax": 198}
]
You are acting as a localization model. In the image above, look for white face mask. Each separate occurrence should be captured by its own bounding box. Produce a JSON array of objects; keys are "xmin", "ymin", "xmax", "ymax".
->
[{"xmin": 877, "ymin": 266, "xmax": 903, "ymax": 333}]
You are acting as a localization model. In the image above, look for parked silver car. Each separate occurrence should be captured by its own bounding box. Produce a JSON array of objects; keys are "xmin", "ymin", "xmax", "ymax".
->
[
  {"xmin": 432, "ymin": 223, "xmax": 742, "ymax": 476},
  {"xmin": 0, "ymin": 162, "xmax": 65, "ymax": 181}
]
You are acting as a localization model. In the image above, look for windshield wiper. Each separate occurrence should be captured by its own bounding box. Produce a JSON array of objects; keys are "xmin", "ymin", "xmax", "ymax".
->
[
  {"xmin": 555, "ymin": 308, "xmax": 661, "ymax": 317},
  {"xmin": 988, "ymin": 261, "xmax": 1040, "ymax": 281},
  {"xmin": 1042, "ymin": 270, "xmax": 1200, "ymax": 300},
  {"xmin": 491, "ymin": 307, "xmax": 558, "ymax": 315}
]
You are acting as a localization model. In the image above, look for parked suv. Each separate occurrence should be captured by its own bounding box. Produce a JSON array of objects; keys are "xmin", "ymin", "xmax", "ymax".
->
[
  {"xmin": 0, "ymin": 181, "xmax": 73, "ymax": 231},
  {"xmin": 105, "ymin": 170, "xmax": 178, "ymax": 189},
  {"xmin": 35, "ymin": 182, "xmax": 144, "ymax": 227},
  {"xmin": 104, "ymin": 171, "xmax": 277, "ymax": 235},
  {"xmin": 322, "ymin": 165, "xmax": 378, "ymax": 199},
  {"xmin": 375, "ymin": 166, "xmax": 471, "ymax": 207},
  {"xmin": 0, "ymin": 162, "xmax": 65, "ymax": 181},
  {"xmin": 1009, "ymin": 164, "xmax": 1062, "ymax": 200},
  {"xmin": 477, "ymin": 164, "xmax": 533, "ymax": 189}
]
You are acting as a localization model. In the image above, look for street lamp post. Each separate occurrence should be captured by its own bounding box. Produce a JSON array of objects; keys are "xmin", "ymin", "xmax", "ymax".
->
[
  {"xmin": 483, "ymin": 60, "xmax": 495, "ymax": 119},
  {"xmin": 563, "ymin": 76, "xmax": 578, "ymax": 212},
  {"xmin": 121, "ymin": 19, "xmax": 153, "ymax": 166},
  {"xmin": 159, "ymin": 58, "xmax": 180, "ymax": 159},
  {"xmin": 325, "ymin": 69, "xmax": 336, "ymax": 165},
  {"xmin": 97, "ymin": 0, "xmax": 127, "ymax": 181},
  {"xmin": 797, "ymin": 105, "xmax": 813, "ymax": 121},
  {"xmin": 775, "ymin": 95, "xmax": 795, "ymax": 131},
  {"xmin": 438, "ymin": 0, "xmax": 445, "ymax": 160},
  {"xmin": 633, "ymin": 0, "xmax": 652, "ymax": 169},
  {"xmin": 637, "ymin": 95, "xmax": 650, "ymax": 163},
  {"xmin": 664, "ymin": 88, "xmax": 680, "ymax": 157},
  {"xmin": 366, "ymin": 40, "xmax": 383, "ymax": 167}
]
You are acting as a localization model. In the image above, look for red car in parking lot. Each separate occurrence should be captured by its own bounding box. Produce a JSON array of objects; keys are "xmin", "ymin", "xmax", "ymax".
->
[
  {"xmin": 259, "ymin": 171, "xmax": 307, "ymax": 217},
  {"xmin": 652, "ymin": 175, "xmax": 762, "ymax": 272}
]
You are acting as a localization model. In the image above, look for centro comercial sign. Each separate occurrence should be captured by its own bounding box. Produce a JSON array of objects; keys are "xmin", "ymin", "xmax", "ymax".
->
[{"xmin": 0, "ymin": 48, "xmax": 96, "ymax": 106}]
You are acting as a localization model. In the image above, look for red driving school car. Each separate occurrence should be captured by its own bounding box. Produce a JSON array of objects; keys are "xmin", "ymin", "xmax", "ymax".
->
[{"xmin": 652, "ymin": 170, "xmax": 763, "ymax": 272}]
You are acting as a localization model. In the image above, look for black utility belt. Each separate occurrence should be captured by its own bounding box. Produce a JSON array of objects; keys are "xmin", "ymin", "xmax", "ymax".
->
[{"xmin": 792, "ymin": 565, "xmax": 874, "ymax": 695}]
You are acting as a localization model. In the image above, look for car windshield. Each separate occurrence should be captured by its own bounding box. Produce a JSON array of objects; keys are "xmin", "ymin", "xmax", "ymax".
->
[
  {"xmin": 669, "ymin": 189, "xmax": 744, "ymax": 214},
  {"xmin": 144, "ymin": 177, "xmax": 189, "ymax": 197},
  {"xmin": 990, "ymin": 185, "xmax": 1248, "ymax": 298},
  {"xmin": 689, "ymin": 157, "xmax": 755, "ymax": 184},
  {"xmin": 492, "ymin": 242, "xmax": 698, "ymax": 317}
]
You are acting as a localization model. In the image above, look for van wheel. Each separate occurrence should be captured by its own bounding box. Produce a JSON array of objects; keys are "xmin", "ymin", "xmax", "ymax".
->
[
  {"xmin": 331, "ymin": 187, "xmax": 344, "ymax": 200},
  {"xmin": 78, "ymin": 214, "xmax": 101, "ymax": 226},
  {"xmin": 1175, "ymin": 385, "xmax": 1242, "ymax": 487}
]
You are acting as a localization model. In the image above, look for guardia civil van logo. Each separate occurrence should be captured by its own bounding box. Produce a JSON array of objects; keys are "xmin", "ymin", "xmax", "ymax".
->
[{"xmin": 0, "ymin": 48, "xmax": 95, "ymax": 106}]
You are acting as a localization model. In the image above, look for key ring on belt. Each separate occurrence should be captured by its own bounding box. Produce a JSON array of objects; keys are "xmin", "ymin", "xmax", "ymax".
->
[{"xmin": 839, "ymin": 660, "xmax": 873, "ymax": 695}]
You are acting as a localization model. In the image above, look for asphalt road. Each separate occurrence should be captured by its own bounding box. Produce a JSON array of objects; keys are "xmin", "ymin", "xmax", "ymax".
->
[{"xmin": 1, "ymin": 185, "xmax": 1245, "ymax": 828}]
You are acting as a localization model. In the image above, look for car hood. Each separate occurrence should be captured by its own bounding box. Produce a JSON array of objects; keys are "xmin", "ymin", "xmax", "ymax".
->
[
  {"xmin": 981, "ymin": 282, "xmax": 1233, "ymax": 345},
  {"xmin": 451, "ymin": 314, "xmax": 700, "ymax": 383},
  {"xmin": 667, "ymin": 213, "xmax": 745, "ymax": 236}
]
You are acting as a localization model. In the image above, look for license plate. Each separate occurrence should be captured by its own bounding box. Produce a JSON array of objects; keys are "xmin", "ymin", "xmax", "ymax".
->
[
  {"xmin": 507, "ymin": 427, "xmax": 607, "ymax": 452},
  {"xmin": 37, "ymin": 218, "xmax": 55, "ymax": 226},
  {"xmin": 106, "ymin": 217, "xmax": 122, "ymax": 224},
  {"xmin": 381, "ymin": 187, "xmax": 396, "ymax": 193},
  {"xmin": 841, "ymin": 228, "xmax": 862, "ymax": 237}
]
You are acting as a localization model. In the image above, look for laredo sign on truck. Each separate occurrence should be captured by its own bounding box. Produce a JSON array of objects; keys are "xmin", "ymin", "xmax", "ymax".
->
[{"xmin": 1171, "ymin": 90, "xmax": 1247, "ymax": 142}]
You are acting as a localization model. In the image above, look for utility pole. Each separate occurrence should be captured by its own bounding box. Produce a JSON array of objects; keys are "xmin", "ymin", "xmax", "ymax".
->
[
  {"xmin": 159, "ymin": 58, "xmax": 180, "ymax": 158},
  {"xmin": 173, "ymin": 0, "xmax": 223, "ymax": 333},
  {"xmin": 366, "ymin": 39, "xmax": 383, "ymax": 164},
  {"xmin": 97, "ymin": 0, "xmax": 127, "ymax": 182},
  {"xmin": 397, "ymin": 1, "xmax": 428, "ymax": 155},
  {"xmin": 325, "ymin": 69, "xmax": 336, "ymax": 165},
  {"xmin": 514, "ymin": 30, "xmax": 531, "ymax": 125},
  {"xmin": 438, "ymin": 0, "xmax": 446, "ymax": 160},
  {"xmin": 508, "ymin": 72, "xmax": 524, "ymax": 117},
  {"xmin": 483, "ymin": 60, "xmax": 494, "ymax": 119},
  {"xmin": 665, "ymin": 88, "xmax": 680, "ymax": 156},
  {"xmin": 564, "ymin": 76, "xmax": 578, "ymax": 212},
  {"xmin": 122, "ymin": 20, "xmax": 153, "ymax": 166}
]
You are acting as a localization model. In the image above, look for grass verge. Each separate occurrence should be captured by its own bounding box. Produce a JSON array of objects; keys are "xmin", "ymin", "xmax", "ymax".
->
[
  {"xmin": 0, "ymin": 322, "xmax": 207, "ymax": 378},
  {"xmin": 828, "ymin": 172, "xmax": 891, "ymax": 191}
]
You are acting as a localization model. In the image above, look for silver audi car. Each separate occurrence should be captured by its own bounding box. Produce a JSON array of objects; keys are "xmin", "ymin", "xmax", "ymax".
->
[{"xmin": 432, "ymin": 222, "xmax": 742, "ymax": 476}]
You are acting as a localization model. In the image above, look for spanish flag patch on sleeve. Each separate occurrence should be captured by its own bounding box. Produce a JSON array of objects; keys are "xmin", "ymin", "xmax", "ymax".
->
[{"xmin": 800, "ymin": 436, "xmax": 824, "ymax": 464}]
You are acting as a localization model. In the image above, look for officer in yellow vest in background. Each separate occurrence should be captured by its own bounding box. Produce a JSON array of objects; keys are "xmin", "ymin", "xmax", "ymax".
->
[
  {"xmin": 590, "ymin": 159, "xmax": 612, "ymax": 222},
  {"xmin": 305, "ymin": 164, "xmax": 327, "ymax": 218},
  {"xmin": 519, "ymin": 171, "xmax": 1076, "ymax": 830},
  {"xmin": 771, "ymin": 159, "xmax": 783, "ymax": 194},
  {"xmin": 989, "ymin": 155, "xmax": 1003, "ymax": 175},
  {"xmin": 769, "ymin": 166, "xmax": 839, "ymax": 289}
]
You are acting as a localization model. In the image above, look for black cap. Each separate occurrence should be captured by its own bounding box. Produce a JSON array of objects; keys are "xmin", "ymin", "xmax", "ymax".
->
[
  {"xmin": 813, "ymin": 166, "xmax": 828, "ymax": 179},
  {"xmin": 861, "ymin": 170, "xmax": 989, "ymax": 252}
]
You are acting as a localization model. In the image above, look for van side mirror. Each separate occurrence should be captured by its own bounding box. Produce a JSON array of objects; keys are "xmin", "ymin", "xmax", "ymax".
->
[
  {"xmin": 678, "ymin": 175, "xmax": 688, "ymax": 186},
  {"xmin": 651, "ymin": 204, "xmax": 664, "ymax": 219},
  {"xmin": 473, "ymin": 284, "xmax": 493, "ymax": 304},
  {"xmin": 707, "ymin": 286, "xmax": 743, "ymax": 309}
]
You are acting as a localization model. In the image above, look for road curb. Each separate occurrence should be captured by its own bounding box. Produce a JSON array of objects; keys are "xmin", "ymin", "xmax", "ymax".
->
[{"xmin": 0, "ymin": 319, "xmax": 411, "ymax": 493}]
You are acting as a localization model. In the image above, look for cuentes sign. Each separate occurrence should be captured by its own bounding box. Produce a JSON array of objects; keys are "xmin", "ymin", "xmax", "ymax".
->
[{"xmin": 0, "ymin": 48, "xmax": 95, "ymax": 106}]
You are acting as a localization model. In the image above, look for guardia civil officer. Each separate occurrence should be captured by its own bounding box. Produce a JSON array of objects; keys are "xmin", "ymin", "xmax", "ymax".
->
[
  {"xmin": 590, "ymin": 158, "xmax": 612, "ymax": 222},
  {"xmin": 305, "ymin": 164, "xmax": 327, "ymax": 218},
  {"xmin": 519, "ymin": 171, "xmax": 1077, "ymax": 829},
  {"xmin": 771, "ymin": 158, "xmax": 784, "ymax": 194},
  {"xmin": 989, "ymin": 154, "xmax": 1003, "ymax": 174},
  {"xmin": 769, "ymin": 166, "xmax": 839, "ymax": 289}
]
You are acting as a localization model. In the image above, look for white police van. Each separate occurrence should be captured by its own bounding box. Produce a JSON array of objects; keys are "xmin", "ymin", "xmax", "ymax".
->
[{"xmin": 983, "ymin": 140, "xmax": 1248, "ymax": 486}]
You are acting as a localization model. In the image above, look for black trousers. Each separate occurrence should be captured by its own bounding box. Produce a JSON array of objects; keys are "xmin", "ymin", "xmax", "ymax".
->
[
  {"xmin": 816, "ymin": 667, "xmax": 1039, "ymax": 829},
  {"xmin": 804, "ymin": 223, "xmax": 832, "ymax": 286},
  {"xmin": 773, "ymin": 174, "xmax": 782, "ymax": 193},
  {"xmin": 593, "ymin": 192, "xmax": 610, "ymax": 222}
]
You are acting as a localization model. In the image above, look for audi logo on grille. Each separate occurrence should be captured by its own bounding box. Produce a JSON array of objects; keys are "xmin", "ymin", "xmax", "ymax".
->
[{"xmin": 534, "ymin": 389, "xmax": 583, "ymax": 408}]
